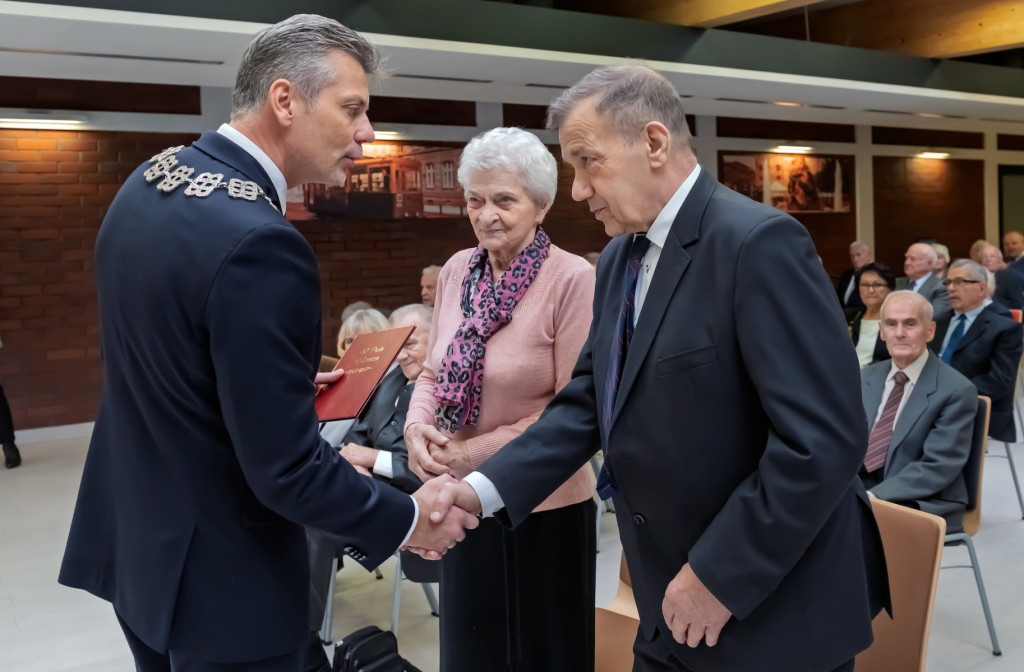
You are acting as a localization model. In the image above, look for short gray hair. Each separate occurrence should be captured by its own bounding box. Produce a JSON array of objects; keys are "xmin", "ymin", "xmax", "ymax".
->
[
  {"xmin": 457, "ymin": 127, "xmax": 558, "ymax": 208},
  {"xmin": 421, "ymin": 265, "xmax": 441, "ymax": 278},
  {"xmin": 389, "ymin": 304, "xmax": 433, "ymax": 330},
  {"xmin": 950, "ymin": 258, "xmax": 988, "ymax": 283},
  {"xmin": 546, "ymin": 64, "xmax": 692, "ymax": 148},
  {"xmin": 881, "ymin": 290, "xmax": 934, "ymax": 323},
  {"xmin": 232, "ymin": 14, "xmax": 382, "ymax": 117}
]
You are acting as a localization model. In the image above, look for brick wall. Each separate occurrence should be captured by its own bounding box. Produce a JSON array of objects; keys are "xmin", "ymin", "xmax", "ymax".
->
[
  {"xmin": 0, "ymin": 130, "xmax": 603, "ymax": 429},
  {"xmin": 872, "ymin": 156, "xmax": 986, "ymax": 271}
]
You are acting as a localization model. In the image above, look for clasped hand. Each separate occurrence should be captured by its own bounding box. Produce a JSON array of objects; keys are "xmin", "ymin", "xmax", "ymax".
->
[
  {"xmin": 404, "ymin": 474, "xmax": 483, "ymax": 560},
  {"xmin": 405, "ymin": 422, "xmax": 472, "ymax": 480},
  {"xmin": 405, "ymin": 474, "xmax": 482, "ymax": 560}
]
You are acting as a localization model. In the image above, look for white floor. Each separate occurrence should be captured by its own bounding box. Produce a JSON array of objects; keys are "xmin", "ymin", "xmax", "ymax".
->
[{"xmin": 0, "ymin": 437, "xmax": 1021, "ymax": 672}]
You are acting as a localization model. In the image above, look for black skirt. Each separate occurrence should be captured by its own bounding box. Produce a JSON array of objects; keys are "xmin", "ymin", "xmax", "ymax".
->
[{"xmin": 438, "ymin": 499, "xmax": 597, "ymax": 672}]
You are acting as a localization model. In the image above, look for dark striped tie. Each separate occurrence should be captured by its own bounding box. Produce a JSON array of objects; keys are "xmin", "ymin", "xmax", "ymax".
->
[
  {"xmin": 864, "ymin": 370, "xmax": 910, "ymax": 473},
  {"xmin": 597, "ymin": 234, "xmax": 651, "ymax": 500}
]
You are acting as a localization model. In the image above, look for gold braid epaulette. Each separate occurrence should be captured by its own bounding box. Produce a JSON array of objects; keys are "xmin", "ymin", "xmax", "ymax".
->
[{"xmin": 142, "ymin": 145, "xmax": 278, "ymax": 209}]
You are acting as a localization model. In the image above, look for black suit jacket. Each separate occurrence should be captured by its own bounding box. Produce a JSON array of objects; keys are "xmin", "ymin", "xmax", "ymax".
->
[
  {"xmin": 58, "ymin": 133, "xmax": 413, "ymax": 662},
  {"xmin": 993, "ymin": 268, "xmax": 1024, "ymax": 311},
  {"xmin": 836, "ymin": 267, "xmax": 865, "ymax": 310},
  {"xmin": 848, "ymin": 310, "xmax": 891, "ymax": 366},
  {"xmin": 930, "ymin": 305, "xmax": 1023, "ymax": 442},
  {"xmin": 860, "ymin": 354, "xmax": 976, "ymax": 531},
  {"xmin": 478, "ymin": 169, "xmax": 889, "ymax": 671},
  {"xmin": 344, "ymin": 367, "xmax": 423, "ymax": 495}
]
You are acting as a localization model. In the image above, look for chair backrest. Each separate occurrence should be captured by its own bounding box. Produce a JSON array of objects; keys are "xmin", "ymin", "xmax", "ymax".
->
[
  {"xmin": 962, "ymin": 396, "xmax": 991, "ymax": 536},
  {"xmin": 855, "ymin": 499, "xmax": 946, "ymax": 672}
]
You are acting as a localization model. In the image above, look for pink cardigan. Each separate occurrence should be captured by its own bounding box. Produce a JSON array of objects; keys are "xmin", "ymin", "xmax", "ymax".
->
[{"xmin": 406, "ymin": 245, "xmax": 597, "ymax": 513}]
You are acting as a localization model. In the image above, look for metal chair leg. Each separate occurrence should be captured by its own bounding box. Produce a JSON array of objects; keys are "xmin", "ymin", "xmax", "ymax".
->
[
  {"xmin": 374, "ymin": 567, "xmax": 383, "ymax": 580},
  {"xmin": 421, "ymin": 583, "xmax": 440, "ymax": 616},
  {"xmin": 390, "ymin": 554, "xmax": 403, "ymax": 633},
  {"xmin": 962, "ymin": 535, "xmax": 1002, "ymax": 656},
  {"xmin": 319, "ymin": 557, "xmax": 338, "ymax": 643},
  {"xmin": 1004, "ymin": 442, "xmax": 1024, "ymax": 520}
]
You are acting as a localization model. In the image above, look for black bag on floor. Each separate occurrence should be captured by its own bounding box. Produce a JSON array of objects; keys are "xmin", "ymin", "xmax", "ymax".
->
[{"xmin": 332, "ymin": 626, "xmax": 422, "ymax": 672}]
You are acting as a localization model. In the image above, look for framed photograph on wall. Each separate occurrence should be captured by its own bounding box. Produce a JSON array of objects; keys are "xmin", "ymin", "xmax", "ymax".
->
[
  {"xmin": 287, "ymin": 141, "xmax": 466, "ymax": 222},
  {"xmin": 718, "ymin": 152, "xmax": 855, "ymax": 214}
]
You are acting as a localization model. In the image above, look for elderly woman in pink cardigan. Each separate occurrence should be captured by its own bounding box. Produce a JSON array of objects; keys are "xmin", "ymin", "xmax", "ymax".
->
[{"xmin": 404, "ymin": 127, "xmax": 597, "ymax": 672}]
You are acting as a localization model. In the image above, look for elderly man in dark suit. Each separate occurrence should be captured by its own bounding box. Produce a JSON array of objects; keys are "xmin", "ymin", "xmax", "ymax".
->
[
  {"xmin": 340, "ymin": 303, "xmax": 432, "ymax": 494},
  {"xmin": 980, "ymin": 244, "xmax": 1024, "ymax": 310},
  {"xmin": 836, "ymin": 241, "xmax": 873, "ymax": 309},
  {"xmin": 416, "ymin": 64, "xmax": 888, "ymax": 672},
  {"xmin": 861, "ymin": 291, "xmax": 977, "ymax": 531},
  {"xmin": 57, "ymin": 15, "xmax": 476, "ymax": 672},
  {"xmin": 898, "ymin": 242, "xmax": 950, "ymax": 315},
  {"xmin": 931, "ymin": 259, "xmax": 1023, "ymax": 445}
]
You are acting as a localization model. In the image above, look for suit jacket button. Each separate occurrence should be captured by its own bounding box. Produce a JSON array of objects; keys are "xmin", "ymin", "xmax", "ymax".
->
[{"xmin": 633, "ymin": 513, "xmax": 646, "ymax": 527}]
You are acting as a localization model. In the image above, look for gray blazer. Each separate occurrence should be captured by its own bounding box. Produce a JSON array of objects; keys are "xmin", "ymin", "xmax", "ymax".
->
[
  {"xmin": 897, "ymin": 273, "xmax": 950, "ymax": 315},
  {"xmin": 861, "ymin": 352, "xmax": 977, "ymax": 530}
]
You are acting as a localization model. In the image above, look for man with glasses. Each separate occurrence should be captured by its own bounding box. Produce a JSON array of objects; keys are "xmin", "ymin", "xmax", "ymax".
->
[
  {"xmin": 898, "ymin": 243, "xmax": 950, "ymax": 315},
  {"xmin": 932, "ymin": 259, "xmax": 1022, "ymax": 444}
]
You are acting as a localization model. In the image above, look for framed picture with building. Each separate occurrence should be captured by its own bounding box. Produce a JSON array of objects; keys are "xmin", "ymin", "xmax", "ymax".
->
[{"xmin": 718, "ymin": 152, "xmax": 855, "ymax": 215}]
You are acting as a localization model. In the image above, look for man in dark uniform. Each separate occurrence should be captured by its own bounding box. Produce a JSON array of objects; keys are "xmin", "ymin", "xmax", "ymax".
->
[{"xmin": 58, "ymin": 15, "xmax": 476, "ymax": 672}]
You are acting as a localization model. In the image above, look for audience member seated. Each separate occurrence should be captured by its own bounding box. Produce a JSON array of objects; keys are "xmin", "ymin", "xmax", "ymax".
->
[
  {"xmin": 338, "ymin": 303, "xmax": 432, "ymax": 494},
  {"xmin": 932, "ymin": 259, "xmax": 1023, "ymax": 445},
  {"xmin": 969, "ymin": 239, "xmax": 991, "ymax": 264},
  {"xmin": 319, "ymin": 308, "xmax": 391, "ymax": 449},
  {"xmin": 898, "ymin": 243, "xmax": 950, "ymax": 315},
  {"xmin": 848, "ymin": 262, "xmax": 895, "ymax": 368},
  {"xmin": 836, "ymin": 241, "xmax": 874, "ymax": 309},
  {"xmin": 420, "ymin": 265, "xmax": 441, "ymax": 307},
  {"xmin": 860, "ymin": 291, "xmax": 977, "ymax": 532},
  {"xmin": 931, "ymin": 242, "xmax": 950, "ymax": 281},
  {"xmin": 980, "ymin": 244, "xmax": 1024, "ymax": 310},
  {"xmin": 1003, "ymin": 231, "xmax": 1024, "ymax": 263}
]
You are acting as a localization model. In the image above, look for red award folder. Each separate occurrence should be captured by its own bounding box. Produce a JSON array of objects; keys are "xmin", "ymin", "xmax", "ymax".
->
[{"xmin": 314, "ymin": 325, "xmax": 415, "ymax": 422}]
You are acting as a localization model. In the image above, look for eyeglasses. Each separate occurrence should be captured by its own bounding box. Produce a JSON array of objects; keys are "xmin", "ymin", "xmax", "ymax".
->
[
  {"xmin": 941, "ymin": 279, "xmax": 983, "ymax": 287},
  {"xmin": 859, "ymin": 283, "xmax": 889, "ymax": 290}
]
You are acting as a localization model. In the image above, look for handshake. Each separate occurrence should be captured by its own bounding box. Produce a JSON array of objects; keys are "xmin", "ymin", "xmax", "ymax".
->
[{"xmin": 402, "ymin": 422, "xmax": 484, "ymax": 560}]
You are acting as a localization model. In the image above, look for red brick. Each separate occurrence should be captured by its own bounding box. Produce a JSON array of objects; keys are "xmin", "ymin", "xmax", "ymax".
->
[
  {"xmin": 59, "ymin": 162, "xmax": 97, "ymax": 174},
  {"xmin": 57, "ymin": 139, "xmax": 97, "ymax": 151},
  {"xmin": 39, "ymin": 173, "xmax": 80, "ymax": 184},
  {"xmin": 0, "ymin": 149, "xmax": 40, "ymax": 161},
  {"xmin": 16, "ymin": 138, "xmax": 57, "ymax": 150},
  {"xmin": 40, "ymin": 151, "xmax": 82, "ymax": 162},
  {"xmin": 0, "ymin": 184, "xmax": 59, "ymax": 196},
  {"xmin": 59, "ymin": 183, "xmax": 98, "ymax": 196},
  {"xmin": 17, "ymin": 161, "xmax": 59, "ymax": 173}
]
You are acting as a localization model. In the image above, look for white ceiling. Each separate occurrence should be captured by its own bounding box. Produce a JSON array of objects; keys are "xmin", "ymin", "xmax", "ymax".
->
[{"xmin": 4, "ymin": 0, "xmax": 1024, "ymax": 133}]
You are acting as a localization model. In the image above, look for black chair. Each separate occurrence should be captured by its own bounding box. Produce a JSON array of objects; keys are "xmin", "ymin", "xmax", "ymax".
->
[{"xmin": 942, "ymin": 395, "xmax": 1001, "ymax": 656}]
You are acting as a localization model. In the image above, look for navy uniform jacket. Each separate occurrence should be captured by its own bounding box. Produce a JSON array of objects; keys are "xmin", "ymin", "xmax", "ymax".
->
[
  {"xmin": 478, "ymin": 169, "xmax": 890, "ymax": 671},
  {"xmin": 58, "ymin": 132, "xmax": 414, "ymax": 663}
]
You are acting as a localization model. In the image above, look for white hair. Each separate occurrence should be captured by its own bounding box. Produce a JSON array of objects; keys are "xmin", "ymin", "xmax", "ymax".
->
[
  {"xmin": 389, "ymin": 303, "xmax": 433, "ymax": 330},
  {"xmin": 457, "ymin": 127, "xmax": 558, "ymax": 208},
  {"xmin": 881, "ymin": 290, "xmax": 934, "ymax": 323}
]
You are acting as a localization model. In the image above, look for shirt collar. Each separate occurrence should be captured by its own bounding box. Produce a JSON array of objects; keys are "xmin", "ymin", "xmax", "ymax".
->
[
  {"xmin": 888, "ymin": 349, "xmax": 929, "ymax": 386},
  {"xmin": 643, "ymin": 164, "xmax": 702, "ymax": 250},
  {"xmin": 953, "ymin": 301, "xmax": 987, "ymax": 321},
  {"xmin": 911, "ymin": 271, "xmax": 933, "ymax": 288},
  {"xmin": 217, "ymin": 123, "xmax": 288, "ymax": 215}
]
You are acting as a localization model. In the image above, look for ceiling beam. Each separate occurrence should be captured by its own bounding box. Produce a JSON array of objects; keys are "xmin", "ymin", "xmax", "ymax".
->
[
  {"xmin": 781, "ymin": 0, "xmax": 1024, "ymax": 59},
  {"xmin": 586, "ymin": 0, "xmax": 832, "ymax": 29}
]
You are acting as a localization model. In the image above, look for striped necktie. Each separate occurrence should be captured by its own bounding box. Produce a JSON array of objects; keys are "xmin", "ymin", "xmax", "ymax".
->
[
  {"xmin": 864, "ymin": 370, "xmax": 910, "ymax": 473},
  {"xmin": 941, "ymin": 314, "xmax": 967, "ymax": 365}
]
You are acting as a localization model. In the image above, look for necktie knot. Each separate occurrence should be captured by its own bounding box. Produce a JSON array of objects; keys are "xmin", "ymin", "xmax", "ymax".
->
[
  {"xmin": 628, "ymin": 234, "xmax": 651, "ymax": 265},
  {"xmin": 893, "ymin": 370, "xmax": 909, "ymax": 387}
]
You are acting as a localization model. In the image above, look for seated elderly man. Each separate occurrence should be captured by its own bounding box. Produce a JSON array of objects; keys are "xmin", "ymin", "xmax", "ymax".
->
[
  {"xmin": 861, "ymin": 291, "xmax": 978, "ymax": 531},
  {"xmin": 898, "ymin": 242, "xmax": 950, "ymax": 315},
  {"xmin": 339, "ymin": 303, "xmax": 431, "ymax": 494},
  {"xmin": 420, "ymin": 265, "xmax": 441, "ymax": 308},
  {"xmin": 931, "ymin": 259, "xmax": 1023, "ymax": 445}
]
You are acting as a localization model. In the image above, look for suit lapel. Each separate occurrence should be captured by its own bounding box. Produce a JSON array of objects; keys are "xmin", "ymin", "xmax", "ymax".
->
[
  {"xmin": 953, "ymin": 310, "xmax": 988, "ymax": 353},
  {"xmin": 862, "ymin": 363, "xmax": 887, "ymax": 427},
  {"xmin": 931, "ymin": 313, "xmax": 952, "ymax": 354},
  {"xmin": 611, "ymin": 170, "xmax": 715, "ymax": 426}
]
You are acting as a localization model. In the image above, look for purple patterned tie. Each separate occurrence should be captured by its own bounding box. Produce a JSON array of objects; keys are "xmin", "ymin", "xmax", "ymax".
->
[
  {"xmin": 864, "ymin": 370, "xmax": 909, "ymax": 473},
  {"xmin": 597, "ymin": 234, "xmax": 651, "ymax": 499}
]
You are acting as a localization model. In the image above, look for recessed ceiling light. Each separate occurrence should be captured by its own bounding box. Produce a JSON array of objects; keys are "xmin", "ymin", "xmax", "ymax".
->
[
  {"xmin": 774, "ymin": 145, "xmax": 814, "ymax": 153},
  {"xmin": 917, "ymin": 151, "xmax": 950, "ymax": 159},
  {"xmin": 0, "ymin": 112, "xmax": 87, "ymax": 130},
  {"xmin": 772, "ymin": 101, "xmax": 804, "ymax": 107}
]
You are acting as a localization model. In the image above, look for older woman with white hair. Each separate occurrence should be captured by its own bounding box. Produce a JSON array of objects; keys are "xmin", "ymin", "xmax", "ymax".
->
[{"xmin": 404, "ymin": 127, "xmax": 597, "ymax": 672}]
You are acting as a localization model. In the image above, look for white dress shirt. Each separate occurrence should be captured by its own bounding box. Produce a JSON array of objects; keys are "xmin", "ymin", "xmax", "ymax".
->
[
  {"xmin": 216, "ymin": 124, "xmax": 288, "ymax": 215},
  {"xmin": 465, "ymin": 166, "xmax": 704, "ymax": 517},
  {"xmin": 871, "ymin": 350, "xmax": 929, "ymax": 432}
]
